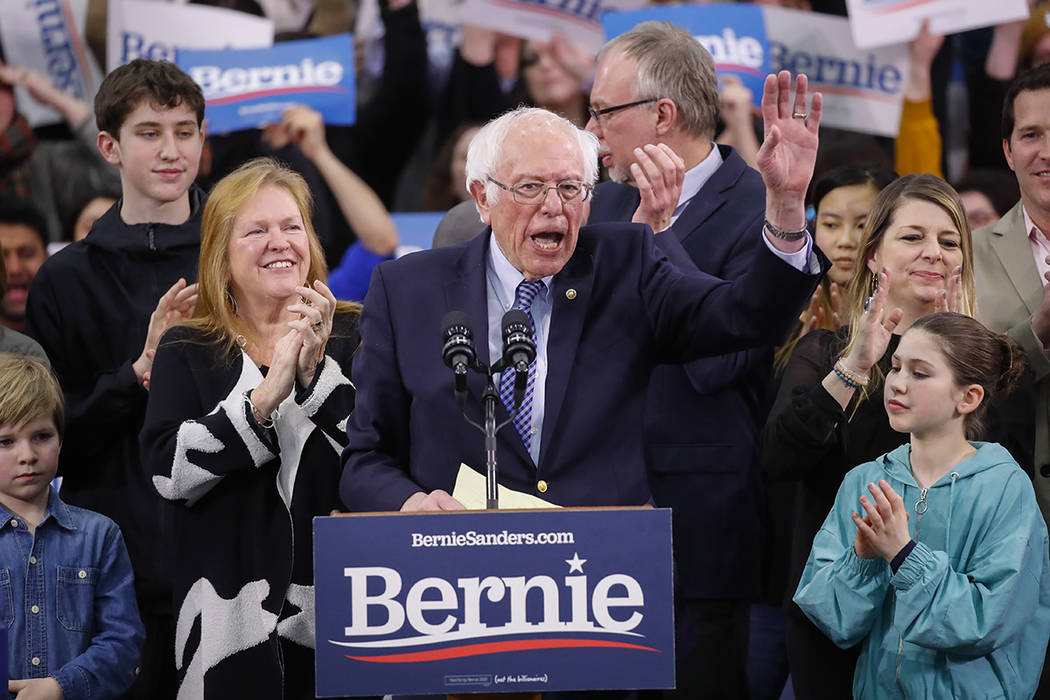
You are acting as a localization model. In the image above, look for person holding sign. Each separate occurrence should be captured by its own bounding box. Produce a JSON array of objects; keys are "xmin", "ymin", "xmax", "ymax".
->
[{"xmin": 584, "ymin": 21, "xmax": 775, "ymax": 698}]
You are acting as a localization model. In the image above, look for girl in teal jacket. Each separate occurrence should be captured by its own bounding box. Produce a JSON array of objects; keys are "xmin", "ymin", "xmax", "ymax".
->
[{"xmin": 795, "ymin": 311, "xmax": 1050, "ymax": 698}]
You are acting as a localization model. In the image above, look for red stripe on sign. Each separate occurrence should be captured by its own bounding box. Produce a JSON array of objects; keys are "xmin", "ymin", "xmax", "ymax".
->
[
  {"xmin": 345, "ymin": 638, "xmax": 661, "ymax": 663},
  {"xmin": 714, "ymin": 64, "xmax": 766, "ymax": 78},
  {"xmin": 810, "ymin": 84, "xmax": 899, "ymax": 103},
  {"xmin": 207, "ymin": 85, "xmax": 349, "ymax": 106},
  {"xmin": 871, "ymin": 0, "xmax": 939, "ymax": 15},
  {"xmin": 487, "ymin": 0, "xmax": 601, "ymax": 30}
]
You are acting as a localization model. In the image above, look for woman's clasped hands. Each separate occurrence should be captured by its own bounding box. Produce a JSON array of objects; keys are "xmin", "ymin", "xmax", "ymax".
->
[{"xmin": 249, "ymin": 279, "xmax": 337, "ymax": 419}]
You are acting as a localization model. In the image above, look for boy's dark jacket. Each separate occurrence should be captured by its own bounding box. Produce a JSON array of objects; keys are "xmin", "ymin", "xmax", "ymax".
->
[{"xmin": 24, "ymin": 185, "xmax": 205, "ymax": 614}]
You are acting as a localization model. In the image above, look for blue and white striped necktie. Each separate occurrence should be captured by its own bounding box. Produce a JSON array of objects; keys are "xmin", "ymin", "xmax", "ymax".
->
[{"xmin": 499, "ymin": 279, "xmax": 544, "ymax": 452}]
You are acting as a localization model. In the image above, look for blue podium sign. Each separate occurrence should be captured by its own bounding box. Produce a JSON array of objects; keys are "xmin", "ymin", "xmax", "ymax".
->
[{"xmin": 314, "ymin": 508, "xmax": 675, "ymax": 697}]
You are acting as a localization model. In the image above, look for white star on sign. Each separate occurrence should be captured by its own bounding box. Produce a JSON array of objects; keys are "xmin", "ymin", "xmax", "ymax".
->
[{"xmin": 565, "ymin": 552, "xmax": 587, "ymax": 573}]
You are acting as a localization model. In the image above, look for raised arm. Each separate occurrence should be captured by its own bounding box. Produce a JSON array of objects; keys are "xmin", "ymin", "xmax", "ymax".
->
[
  {"xmin": 269, "ymin": 106, "xmax": 398, "ymax": 257},
  {"xmin": 757, "ymin": 71, "xmax": 822, "ymax": 255}
]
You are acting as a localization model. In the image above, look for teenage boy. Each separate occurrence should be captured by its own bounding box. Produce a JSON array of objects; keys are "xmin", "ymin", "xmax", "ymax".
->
[
  {"xmin": 0, "ymin": 353, "xmax": 144, "ymax": 700},
  {"xmin": 25, "ymin": 59, "xmax": 205, "ymax": 699}
]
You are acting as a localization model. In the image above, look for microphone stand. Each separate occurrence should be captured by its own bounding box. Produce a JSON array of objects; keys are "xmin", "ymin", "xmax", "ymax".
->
[
  {"xmin": 481, "ymin": 379, "xmax": 500, "ymax": 510},
  {"xmin": 455, "ymin": 360, "xmax": 516, "ymax": 511}
]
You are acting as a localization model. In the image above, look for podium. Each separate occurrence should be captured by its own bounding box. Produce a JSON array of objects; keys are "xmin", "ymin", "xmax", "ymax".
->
[{"xmin": 313, "ymin": 507, "xmax": 675, "ymax": 697}]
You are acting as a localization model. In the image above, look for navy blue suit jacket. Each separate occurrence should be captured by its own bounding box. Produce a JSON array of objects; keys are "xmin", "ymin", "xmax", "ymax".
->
[
  {"xmin": 589, "ymin": 146, "xmax": 771, "ymax": 600},
  {"xmin": 341, "ymin": 218, "xmax": 820, "ymax": 514}
]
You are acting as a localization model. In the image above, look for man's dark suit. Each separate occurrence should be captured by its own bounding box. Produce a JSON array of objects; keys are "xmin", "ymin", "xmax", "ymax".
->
[
  {"xmin": 589, "ymin": 147, "xmax": 770, "ymax": 697},
  {"xmin": 588, "ymin": 146, "xmax": 769, "ymax": 600},
  {"xmin": 340, "ymin": 219, "xmax": 820, "ymax": 513}
]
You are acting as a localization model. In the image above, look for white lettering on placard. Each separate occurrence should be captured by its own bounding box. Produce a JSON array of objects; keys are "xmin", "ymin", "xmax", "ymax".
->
[
  {"xmin": 341, "ymin": 567, "xmax": 644, "ymax": 639},
  {"xmin": 694, "ymin": 28, "xmax": 764, "ymax": 70},
  {"xmin": 190, "ymin": 58, "xmax": 343, "ymax": 98}
]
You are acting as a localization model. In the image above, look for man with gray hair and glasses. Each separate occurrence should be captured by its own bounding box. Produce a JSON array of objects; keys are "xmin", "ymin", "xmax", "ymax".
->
[
  {"xmin": 342, "ymin": 85, "xmax": 823, "ymax": 700},
  {"xmin": 587, "ymin": 21, "xmax": 776, "ymax": 699}
]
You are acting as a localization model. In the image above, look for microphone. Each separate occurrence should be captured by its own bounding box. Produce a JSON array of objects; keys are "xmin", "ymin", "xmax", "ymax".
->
[
  {"xmin": 441, "ymin": 311, "xmax": 477, "ymax": 395},
  {"xmin": 501, "ymin": 309, "xmax": 536, "ymax": 409}
]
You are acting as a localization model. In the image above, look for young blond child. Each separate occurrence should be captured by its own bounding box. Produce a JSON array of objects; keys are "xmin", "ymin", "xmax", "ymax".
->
[
  {"xmin": 794, "ymin": 312, "xmax": 1050, "ymax": 698},
  {"xmin": 0, "ymin": 353, "xmax": 143, "ymax": 699}
]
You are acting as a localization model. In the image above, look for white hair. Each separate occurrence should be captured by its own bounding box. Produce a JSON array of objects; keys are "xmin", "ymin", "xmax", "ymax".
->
[{"xmin": 464, "ymin": 107, "xmax": 599, "ymax": 216}]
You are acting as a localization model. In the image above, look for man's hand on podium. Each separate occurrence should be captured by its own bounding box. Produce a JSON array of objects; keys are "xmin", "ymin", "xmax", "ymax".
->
[{"xmin": 402, "ymin": 490, "xmax": 466, "ymax": 512}]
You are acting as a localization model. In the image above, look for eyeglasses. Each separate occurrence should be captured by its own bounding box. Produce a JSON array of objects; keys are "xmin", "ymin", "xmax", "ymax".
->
[
  {"xmin": 587, "ymin": 98, "xmax": 659, "ymax": 125},
  {"xmin": 487, "ymin": 177, "xmax": 592, "ymax": 205}
]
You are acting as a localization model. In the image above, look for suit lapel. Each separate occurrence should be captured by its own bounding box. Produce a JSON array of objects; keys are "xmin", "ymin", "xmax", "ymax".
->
[
  {"xmin": 990, "ymin": 203, "xmax": 1044, "ymax": 316},
  {"xmin": 671, "ymin": 145, "xmax": 741, "ymax": 246},
  {"xmin": 443, "ymin": 232, "xmax": 493, "ymax": 405},
  {"xmin": 538, "ymin": 243, "xmax": 595, "ymax": 468}
]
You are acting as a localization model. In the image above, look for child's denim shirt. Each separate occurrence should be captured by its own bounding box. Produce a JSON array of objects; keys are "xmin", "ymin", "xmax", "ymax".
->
[{"xmin": 1, "ymin": 486, "xmax": 144, "ymax": 700}]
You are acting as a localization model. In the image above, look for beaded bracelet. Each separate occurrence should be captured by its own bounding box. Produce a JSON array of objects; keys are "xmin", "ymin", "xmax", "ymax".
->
[{"xmin": 833, "ymin": 359, "xmax": 869, "ymax": 389}]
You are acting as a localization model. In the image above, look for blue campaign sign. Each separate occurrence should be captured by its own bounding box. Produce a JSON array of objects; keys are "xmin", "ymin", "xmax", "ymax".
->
[
  {"xmin": 602, "ymin": 4, "xmax": 769, "ymax": 108},
  {"xmin": 176, "ymin": 35, "xmax": 355, "ymax": 135},
  {"xmin": 314, "ymin": 508, "xmax": 675, "ymax": 697}
]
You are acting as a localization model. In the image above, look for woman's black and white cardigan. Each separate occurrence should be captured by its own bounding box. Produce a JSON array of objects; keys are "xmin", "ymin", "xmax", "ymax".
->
[{"xmin": 140, "ymin": 315, "xmax": 358, "ymax": 700}]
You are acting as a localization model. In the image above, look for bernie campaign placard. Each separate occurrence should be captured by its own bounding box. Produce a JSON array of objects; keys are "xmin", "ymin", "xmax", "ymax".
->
[
  {"xmin": 177, "ymin": 35, "xmax": 356, "ymax": 135},
  {"xmin": 106, "ymin": 0, "xmax": 273, "ymax": 72},
  {"xmin": 603, "ymin": 3, "xmax": 909, "ymax": 138},
  {"xmin": 313, "ymin": 507, "xmax": 675, "ymax": 697},
  {"xmin": 0, "ymin": 0, "xmax": 102, "ymax": 127}
]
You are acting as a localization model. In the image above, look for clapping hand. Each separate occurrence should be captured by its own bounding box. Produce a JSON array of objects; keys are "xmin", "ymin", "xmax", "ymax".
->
[
  {"xmin": 851, "ymin": 480, "xmax": 912, "ymax": 562},
  {"xmin": 249, "ymin": 329, "xmax": 302, "ymax": 422},
  {"xmin": 134, "ymin": 278, "xmax": 198, "ymax": 389},
  {"xmin": 838, "ymin": 268, "xmax": 902, "ymax": 379},
  {"xmin": 286, "ymin": 280, "xmax": 338, "ymax": 386},
  {"xmin": 800, "ymin": 282, "xmax": 844, "ymax": 335},
  {"xmin": 933, "ymin": 265, "xmax": 963, "ymax": 314}
]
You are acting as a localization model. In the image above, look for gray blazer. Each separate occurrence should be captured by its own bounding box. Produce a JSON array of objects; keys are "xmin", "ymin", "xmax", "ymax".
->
[{"xmin": 973, "ymin": 200, "xmax": 1050, "ymax": 520}]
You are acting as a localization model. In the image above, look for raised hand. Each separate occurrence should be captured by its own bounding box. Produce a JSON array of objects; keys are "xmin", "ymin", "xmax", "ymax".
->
[
  {"xmin": 629, "ymin": 143, "xmax": 685, "ymax": 234},
  {"xmin": 851, "ymin": 480, "xmax": 912, "ymax": 563},
  {"xmin": 756, "ymin": 71, "xmax": 822, "ymax": 243},
  {"xmin": 840, "ymin": 268, "xmax": 902, "ymax": 377},
  {"xmin": 548, "ymin": 34, "xmax": 596, "ymax": 89},
  {"xmin": 133, "ymin": 279, "xmax": 198, "ymax": 388},
  {"xmin": 286, "ymin": 280, "xmax": 338, "ymax": 386}
]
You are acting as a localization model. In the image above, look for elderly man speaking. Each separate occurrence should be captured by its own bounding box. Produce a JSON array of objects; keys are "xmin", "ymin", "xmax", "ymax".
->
[{"xmin": 341, "ymin": 72, "xmax": 823, "ymax": 516}]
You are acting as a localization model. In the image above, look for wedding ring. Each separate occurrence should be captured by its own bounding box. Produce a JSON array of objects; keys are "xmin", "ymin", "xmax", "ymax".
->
[
  {"xmin": 792, "ymin": 111, "xmax": 807, "ymax": 119},
  {"xmin": 311, "ymin": 320, "xmax": 323, "ymax": 332}
]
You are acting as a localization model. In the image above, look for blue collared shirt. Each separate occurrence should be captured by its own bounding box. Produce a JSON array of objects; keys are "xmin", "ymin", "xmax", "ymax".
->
[
  {"xmin": 671, "ymin": 143, "xmax": 723, "ymax": 226},
  {"xmin": 1, "ymin": 487, "xmax": 144, "ymax": 700},
  {"xmin": 487, "ymin": 235, "xmax": 553, "ymax": 465}
]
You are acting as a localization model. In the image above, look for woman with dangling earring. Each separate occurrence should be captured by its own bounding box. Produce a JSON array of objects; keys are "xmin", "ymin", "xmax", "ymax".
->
[
  {"xmin": 139, "ymin": 158, "xmax": 361, "ymax": 699},
  {"xmin": 758, "ymin": 173, "xmax": 1035, "ymax": 700}
]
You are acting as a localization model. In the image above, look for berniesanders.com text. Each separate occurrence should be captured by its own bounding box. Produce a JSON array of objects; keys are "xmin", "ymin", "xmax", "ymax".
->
[{"xmin": 411, "ymin": 530, "xmax": 575, "ymax": 547}]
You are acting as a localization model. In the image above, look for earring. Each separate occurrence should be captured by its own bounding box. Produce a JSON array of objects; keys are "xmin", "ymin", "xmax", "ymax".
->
[{"xmin": 225, "ymin": 288, "xmax": 238, "ymax": 314}]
